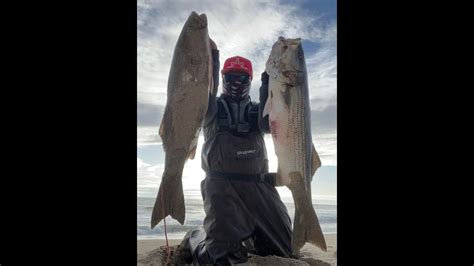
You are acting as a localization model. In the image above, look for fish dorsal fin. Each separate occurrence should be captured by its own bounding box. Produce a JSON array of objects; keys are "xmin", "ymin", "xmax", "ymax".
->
[
  {"xmin": 159, "ymin": 108, "xmax": 171, "ymax": 140},
  {"xmin": 311, "ymin": 144, "xmax": 322, "ymax": 177}
]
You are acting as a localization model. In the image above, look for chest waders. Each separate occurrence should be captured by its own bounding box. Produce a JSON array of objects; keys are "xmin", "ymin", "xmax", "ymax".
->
[{"xmin": 183, "ymin": 96, "xmax": 293, "ymax": 265}]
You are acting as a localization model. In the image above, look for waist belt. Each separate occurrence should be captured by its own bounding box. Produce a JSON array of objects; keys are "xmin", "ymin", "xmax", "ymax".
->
[{"xmin": 206, "ymin": 171, "xmax": 269, "ymax": 182}]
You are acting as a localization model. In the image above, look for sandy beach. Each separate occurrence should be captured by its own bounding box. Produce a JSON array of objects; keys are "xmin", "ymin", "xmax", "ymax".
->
[{"xmin": 138, "ymin": 233, "xmax": 336, "ymax": 265}]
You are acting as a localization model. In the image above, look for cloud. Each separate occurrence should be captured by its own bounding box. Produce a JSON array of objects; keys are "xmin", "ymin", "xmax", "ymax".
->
[
  {"xmin": 137, "ymin": 157, "xmax": 150, "ymax": 169},
  {"xmin": 137, "ymin": 101, "xmax": 164, "ymax": 126},
  {"xmin": 137, "ymin": 0, "xmax": 336, "ymax": 105},
  {"xmin": 313, "ymin": 132, "xmax": 337, "ymax": 166},
  {"xmin": 137, "ymin": 0, "xmax": 337, "ymax": 162},
  {"xmin": 137, "ymin": 126, "xmax": 162, "ymax": 146},
  {"xmin": 137, "ymin": 157, "xmax": 162, "ymax": 192},
  {"xmin": 311, "ymin": 104, "xmax": 337, "ymax": 165},
  {"xmin": 137, "ymin": 135, "xmax": 208, "ymax": 198},
  {"xmin": 312, "ymin": 104, "xmax": 337, "ymax": 134},
  {"xmin": 306, "ymin": 22, "xmax": 337, "ymax": 110}
]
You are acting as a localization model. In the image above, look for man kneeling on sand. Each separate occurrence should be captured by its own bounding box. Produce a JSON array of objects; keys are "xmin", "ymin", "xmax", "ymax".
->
[{"xmin": 179, "ymin": 39, "xmax": 294, "ymax": 265}]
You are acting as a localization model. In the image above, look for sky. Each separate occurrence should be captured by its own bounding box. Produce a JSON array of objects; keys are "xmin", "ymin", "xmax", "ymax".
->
[{"xmin": 137, "ymin": 0, "xmax": 337, "ymax": 200}]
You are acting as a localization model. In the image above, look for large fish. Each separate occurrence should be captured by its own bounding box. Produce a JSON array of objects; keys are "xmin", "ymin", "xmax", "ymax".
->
[
  {"xmin": 151, "ymin": 11, "xmax": 214, "ymax": 228},
  {"xmin": 262, "ymin": 37, "xmax": 327, "ymax": 253}
]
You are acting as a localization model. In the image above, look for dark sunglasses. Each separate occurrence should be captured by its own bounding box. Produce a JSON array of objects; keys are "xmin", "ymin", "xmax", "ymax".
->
[{"xmin": 224, "ymin": 74, "xmax": 250, "ymax": 84}]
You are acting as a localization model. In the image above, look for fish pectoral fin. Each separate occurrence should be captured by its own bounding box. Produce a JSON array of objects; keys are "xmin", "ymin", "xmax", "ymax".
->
[
  {"xmin": 311, "ymin": 144, "xmax": 322, "ymax": 178},
  {"xmin": 159, "ymin": 108, "xmax": 171, "ymax": 140}
]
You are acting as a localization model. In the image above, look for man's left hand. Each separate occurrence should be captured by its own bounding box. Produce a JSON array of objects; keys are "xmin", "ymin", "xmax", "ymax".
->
[{"xmin": 209, "ymin": 37, "xmax": 217, "ymax": 50}]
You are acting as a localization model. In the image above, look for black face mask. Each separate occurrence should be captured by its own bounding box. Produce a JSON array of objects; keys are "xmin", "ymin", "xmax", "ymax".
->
[{"xmin": 223, "ymin": 73, "xmax": 251, "ymax": 101}]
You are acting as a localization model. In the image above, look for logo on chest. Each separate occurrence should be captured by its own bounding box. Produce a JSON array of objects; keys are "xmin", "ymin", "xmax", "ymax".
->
[{"xmin": 236, "ymin": 149, "xmax": 257, "ymax": 156}]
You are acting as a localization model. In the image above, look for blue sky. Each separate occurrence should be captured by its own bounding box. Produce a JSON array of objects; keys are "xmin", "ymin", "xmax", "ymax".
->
[{"xmin": 137, "ymin": 0, "xmax": 337, "ymax": 200}]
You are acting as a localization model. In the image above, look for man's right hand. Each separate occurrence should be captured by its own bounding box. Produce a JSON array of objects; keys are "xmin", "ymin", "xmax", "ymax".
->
[{"xmin": 261, "ymin": 71, "xmax": 269, "ymax": 85}]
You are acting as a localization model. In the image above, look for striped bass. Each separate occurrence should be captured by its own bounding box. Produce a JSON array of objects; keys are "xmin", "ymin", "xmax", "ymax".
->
[{"xmin": 263, "ymin": 37, "xmax": 327, "ymax": 253}]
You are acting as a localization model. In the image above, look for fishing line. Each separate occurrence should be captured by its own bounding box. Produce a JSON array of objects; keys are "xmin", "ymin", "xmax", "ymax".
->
[{"xmin": 160, "ymin": 185, "xmax": 172, "ymax": 265}]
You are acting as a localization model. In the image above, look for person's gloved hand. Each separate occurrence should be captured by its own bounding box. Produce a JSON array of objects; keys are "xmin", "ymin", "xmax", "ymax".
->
[
  {"xmin": 209, "ymin": 37, "xmax": 217, "ymax": 50},
  {"xmin": 261, "ymin": 71, "xmax": 269, "ymax": 85}
]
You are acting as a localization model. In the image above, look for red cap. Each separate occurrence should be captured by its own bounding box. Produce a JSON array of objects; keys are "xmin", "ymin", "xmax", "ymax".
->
[{"xmin": 221, "ymin": 56, "xmax": 253, "ymax": 79}]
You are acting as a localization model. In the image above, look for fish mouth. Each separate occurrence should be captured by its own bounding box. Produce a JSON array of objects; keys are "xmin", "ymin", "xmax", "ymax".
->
[
  {"xmin": 267, "ymin": 37, "xmax": 305, "ymax": 70},
  {"xmin": 277, "ymin": 36, "xmax": 302, "ymax": 48},
  {"xmin": 273, "ymin": 37, "xmax": 302, "ymax": 55},
  {"xmin": 188, "ymin": 11, "xmax": 207, "ymax": 29}
]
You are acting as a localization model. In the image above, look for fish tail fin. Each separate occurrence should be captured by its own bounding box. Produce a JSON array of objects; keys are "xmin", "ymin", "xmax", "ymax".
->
[
  {"xmin": 305, "ymin": 205, "xmax": 327, "ymax": 252},
  {"xmin": 288, "ymin": 171, "xmax": 327, "ymax": 253},
  {"xmin": 292, "ymin": 203, "xmax": 327, "ymax": 253},
  {"xmin": 151, "ymin": 175, "xmax": 185, "ymax": 228}
]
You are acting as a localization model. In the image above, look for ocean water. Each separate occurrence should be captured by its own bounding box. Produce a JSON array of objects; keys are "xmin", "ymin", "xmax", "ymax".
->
[{"xmin": 137, "ymin": 189, "xmax": 337, "ymax": 240}]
